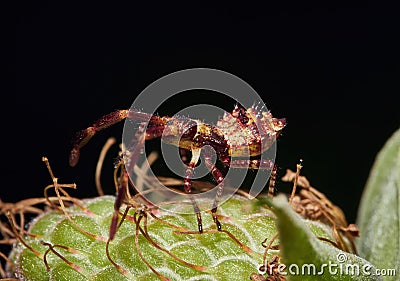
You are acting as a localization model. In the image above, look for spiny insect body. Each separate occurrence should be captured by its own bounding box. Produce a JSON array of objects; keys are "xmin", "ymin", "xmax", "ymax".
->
[{"xmin": 69, "ymin": 103, "xmax": 286, "ymax": 237}]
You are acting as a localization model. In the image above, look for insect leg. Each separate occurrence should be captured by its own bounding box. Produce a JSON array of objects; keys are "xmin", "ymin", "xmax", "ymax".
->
[
  {"xmin": 183, "ymin": 148, "xmax": 203, "ymax": 233},
  {"xmin": 69, "ymin": 109, "xmax": 162, "ymax": 167},
  {"xmin": 229, "ymin": 159, "xmax": 274, "ymax": 170},
  {"xmin": 110, "ymin": 122, "xmax": 167, "ymax": 240},
  {"xmin": 179, "ymin": 148, "xmax": 190, "ymax": 166},
  {"xmin": 268, "ymin": 165, "xmax": 277, "ymax": 198},
  {"xmin": 203, "ymin": 152, "xmax": 224, "ymax": 231},
  {"xmin": 69, "ymin": 110, "xmax": 129, "ymax": 167}
]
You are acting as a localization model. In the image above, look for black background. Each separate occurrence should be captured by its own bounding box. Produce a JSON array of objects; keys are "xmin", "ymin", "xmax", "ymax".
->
[{"xmin": 8, "ymin": 2, "xmax": 399, "ymax": 227}]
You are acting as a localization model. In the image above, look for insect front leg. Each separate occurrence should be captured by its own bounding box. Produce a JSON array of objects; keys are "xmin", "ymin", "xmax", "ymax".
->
[
  {"xmin": 109, "ymin": 163, "xmax": 134, "ymax": 241},
  {"xmin": 110, "ymin": 121, "xmax": 166, "ymax": 240},
  {"xmin": 69, "ymin": 110, "xmax": 129, "ymax": 167},
  {"xmin": 69, "ymin": 109, "xmax": 156, "ymax": 167},
  {"xmin": 109, "ymin": 124, "xmax": 145, "ymax": 241},
  {"xmin": 179, "ymin": 148, "xmax": 190, "ymax": 166},
  {"xmin": 183, "ymin": 147, "xmax": 204, "ymax": 233}
]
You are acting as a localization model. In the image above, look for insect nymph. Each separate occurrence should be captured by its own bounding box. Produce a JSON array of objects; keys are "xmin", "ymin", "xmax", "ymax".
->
[{"xmin": 69, "ymin": 103, "xmax": 286, "ymax": 239}]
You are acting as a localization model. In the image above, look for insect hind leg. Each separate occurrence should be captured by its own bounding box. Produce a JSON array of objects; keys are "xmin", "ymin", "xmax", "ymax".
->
[
  {"xmin": 229, "ymin": 159, "xmax": 274, "ymax": 170},
  {"xmin": 203, "ymin": 152, "xmax": 225, "ymax": 231}
]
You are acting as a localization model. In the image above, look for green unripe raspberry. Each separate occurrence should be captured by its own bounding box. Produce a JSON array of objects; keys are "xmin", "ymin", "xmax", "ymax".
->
[{"xmin": 7, "ymin": 195, "xmax": 347, "ymax": 280}]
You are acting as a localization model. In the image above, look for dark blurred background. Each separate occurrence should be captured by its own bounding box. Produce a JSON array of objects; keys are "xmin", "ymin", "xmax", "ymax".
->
[{"xmin": 8, "ymin": 2, "xmax": 399, "ymax": 226}]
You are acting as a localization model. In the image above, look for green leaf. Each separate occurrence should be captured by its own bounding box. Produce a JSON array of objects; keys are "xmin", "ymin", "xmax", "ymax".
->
[
  {"xmin": 356, "ymin": 128, "xmax": 400, "ymax": 281},
  {"xmin": 271, "ymin": 194, "xmax": 382, "ymax": 281}
]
